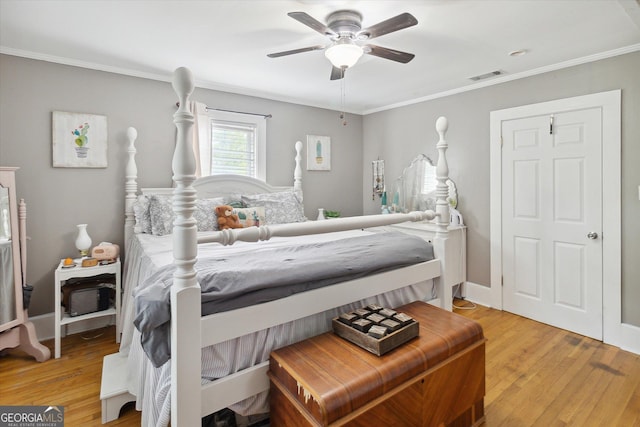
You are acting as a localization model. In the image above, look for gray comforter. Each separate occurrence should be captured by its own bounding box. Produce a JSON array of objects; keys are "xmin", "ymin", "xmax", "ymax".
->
[{"xmin": 133, "ymin": 231, "xmax": 433, "ymax": 367}]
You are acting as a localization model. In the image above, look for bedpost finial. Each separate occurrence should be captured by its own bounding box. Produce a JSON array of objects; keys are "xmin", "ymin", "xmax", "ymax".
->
[
  {"xmin": 436, "ymin": 116, "xmax": 448, "ymax": 135},
  {"xmin": 127, "ymin": 127, "xmax": 138, "ymax": 142},
  {"xmin": 172, "ymin": 67, "xmax": 195, "ymax": 100},
  {"xmin": 295, "ymin": 141, "xmax": 302, "ymax": 151}
]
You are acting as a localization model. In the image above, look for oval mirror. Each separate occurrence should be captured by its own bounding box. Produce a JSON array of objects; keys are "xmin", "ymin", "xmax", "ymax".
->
[{"xmin": 392, "ymin": 154, "xmax": 457, "ymax": 213}]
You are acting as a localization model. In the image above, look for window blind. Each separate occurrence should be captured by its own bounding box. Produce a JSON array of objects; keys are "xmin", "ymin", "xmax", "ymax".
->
[{"xmin": 210, "ymin": 120, "xmax": 257, "ymax": 177}]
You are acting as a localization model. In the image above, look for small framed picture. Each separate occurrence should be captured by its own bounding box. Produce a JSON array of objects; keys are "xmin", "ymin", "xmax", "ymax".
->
[
  {"xmin": 307, "ymin": 135, "xmax": 331, "ymax": 171},
  {"xmin": 52, "ymin": 111, "xmax": 108, "ymax": 168}
]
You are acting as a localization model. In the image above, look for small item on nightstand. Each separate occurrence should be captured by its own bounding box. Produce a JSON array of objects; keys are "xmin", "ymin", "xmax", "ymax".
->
[
  {"xmin": 61, "ymin": 257, "xmax": 76, "ymax": 268},
  {"xmin": 91, "ymin": 242, "xmax": 119, "ymax": 262},
  {"xmin": 75, "ymin": 223, "xmax": 92, "ymax": 257},
  {"xmin": 81, "ymin": 257, "xmax": 99, "ymax": 267}
]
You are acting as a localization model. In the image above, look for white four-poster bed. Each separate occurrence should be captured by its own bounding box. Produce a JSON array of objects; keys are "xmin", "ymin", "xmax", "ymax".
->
[{"xmin": 101, "ymin": 67, "xmax": 458, "ymax": 426}]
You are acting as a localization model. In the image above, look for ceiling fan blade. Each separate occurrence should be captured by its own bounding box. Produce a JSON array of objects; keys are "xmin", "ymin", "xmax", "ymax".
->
[
  {"xmin": 330, "ymin": 66, "xmax": 345, "ymax": 80},
  {"xmin": 288, "ymin": 12, "xmax": 336, "ymax": 37},
  {"xmin": 267, "ymin": 45, "xmax": 326, "ymax": 58},
  {"xmin": 365, "ymin": 44, "xmax": 415, "ymax": 63},
  {"xmin": 359, "ymin": 13, "xmax": 418, "ymax": 39}
]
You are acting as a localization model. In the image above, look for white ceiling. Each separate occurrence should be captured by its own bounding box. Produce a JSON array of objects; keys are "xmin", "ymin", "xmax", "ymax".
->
[{"xmin": 1, "ymin": 0, "xmax": 639, "ymax": 114}]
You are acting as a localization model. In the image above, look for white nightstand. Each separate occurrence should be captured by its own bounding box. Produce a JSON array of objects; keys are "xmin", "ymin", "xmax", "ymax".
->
[
  {"xmin": 54, "ymin": 258, "xmax": 121, "ymax": 358},
  {"xmin": 370, "ymin": 222, "xmax": 467, "ymax": 311},
  {"xmin": 387, "ymin": 222, "xmax": 467, "ymax": 287}
]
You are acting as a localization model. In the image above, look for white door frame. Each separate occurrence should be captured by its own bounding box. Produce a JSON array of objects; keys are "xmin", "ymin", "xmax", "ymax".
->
[{"xmin": 490, "ymin": 90, "xmax": 621, "ymax": 345}]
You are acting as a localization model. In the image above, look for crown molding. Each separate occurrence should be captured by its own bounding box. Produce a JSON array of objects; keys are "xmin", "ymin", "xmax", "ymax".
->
[
  {"xmin": 2, "ymin": 43, "xmax": 639, "ymax": 116},
  {"xmin": 363, "ymin": 43, "xmax": 640, "ymax": 115}
]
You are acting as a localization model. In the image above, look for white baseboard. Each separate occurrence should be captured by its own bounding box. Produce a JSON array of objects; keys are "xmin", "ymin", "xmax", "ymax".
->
[
  {"xmin": 620, "ymin": 323, "xmax": 640, "ymax": 355},
  {"xmin": 29, "ymin": 312, "xmax": 115, "ymax": 342},
  {"xmin": 458, "ymin": 281, "xmax": 492, "ymax": 308}
]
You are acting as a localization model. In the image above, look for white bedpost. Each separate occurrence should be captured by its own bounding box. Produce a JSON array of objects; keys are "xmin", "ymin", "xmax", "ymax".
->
[
  {"xmin": 434, "ymin": 117, "xmax": 450, "ymax": 235},
  {"xmin": 432, "ymin": 116, "xmax": 453, "ymax": 310},
  {"xmin": 124, "ymin": 127, "xmax": 138, "ymax": 248},
  {"xmin": 170, "ymin": 67, "xmax": 201, "ymax": 427},
  {"xmin": 293, "ymin": 141, "xmax": 302, "ymax": 193}
]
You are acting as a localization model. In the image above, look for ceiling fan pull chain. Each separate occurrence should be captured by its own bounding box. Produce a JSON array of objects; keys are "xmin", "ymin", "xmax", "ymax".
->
[{"xmin": 340, "ymin": 69, "xmax": 348, "ymax": 126}]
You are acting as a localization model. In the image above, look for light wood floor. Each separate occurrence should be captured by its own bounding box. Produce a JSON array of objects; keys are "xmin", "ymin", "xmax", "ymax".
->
[
  {"xmin": 1, "ymin": 303, "xmax": 639, "ymax": 426},
  {"xmin": 453, "ymin": 300, "xmax": 640, "ymax": 426},
  {"xmin": 0, "ymin": 326, "xmax": 140, "ymax": 426}
]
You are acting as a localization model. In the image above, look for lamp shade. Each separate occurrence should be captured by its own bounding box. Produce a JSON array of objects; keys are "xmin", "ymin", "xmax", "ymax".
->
[
  {"xmin": 75, "ymin": 224, "xmax": 92, "ymax": 256},
  {"xmin": 325, "ymin": 41, "xmax": 363, "ymax": 69}
]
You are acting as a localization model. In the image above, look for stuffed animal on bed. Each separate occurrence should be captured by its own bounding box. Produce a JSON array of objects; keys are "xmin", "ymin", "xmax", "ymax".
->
[{"xmin": 215, "ymin": 205, "xmax": 244, "ymax": 230}]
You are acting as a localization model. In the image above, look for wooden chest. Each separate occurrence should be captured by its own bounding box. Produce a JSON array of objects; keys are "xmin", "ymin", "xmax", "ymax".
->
[{"xmin": 268, "ymin": 301, "xmax": 485, "ymax": 427}]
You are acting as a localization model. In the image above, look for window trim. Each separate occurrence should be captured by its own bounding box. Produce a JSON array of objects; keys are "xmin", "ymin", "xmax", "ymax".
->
[{"xmin": 205, "ymin": 110, "xmax": 266, "ymax": 181}]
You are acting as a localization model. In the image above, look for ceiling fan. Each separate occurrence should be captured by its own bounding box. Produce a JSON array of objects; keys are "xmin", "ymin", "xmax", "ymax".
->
[{"xmin": 267, "ymin": 10, "xmax": 418, "ymax": 80}]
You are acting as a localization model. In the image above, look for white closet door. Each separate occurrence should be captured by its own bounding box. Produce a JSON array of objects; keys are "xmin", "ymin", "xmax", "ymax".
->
[{"xmin": 501, "ymin": 108, "xmax": 603, "ymax": 339}]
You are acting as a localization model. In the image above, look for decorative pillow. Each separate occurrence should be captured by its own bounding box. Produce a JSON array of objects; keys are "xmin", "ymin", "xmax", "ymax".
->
[
  {"xmin": 149, "ymin": 195, "xmax": 174, "ymax": 236},
  {"xmin": 233, "ymin": 206, "xmax": 266, "ymax": 228},
  {"xmin": 194, "ymin": 197, "xmax": 226, "ymax": 231},
  {"xmin": 241, "ymin": 190, "xmax": 305, "ymax": 225},
  {"xmin": 225, "ymin": 194, "xmax": 246, "ymax": 209},
  {"xmin": 132, "ymin": 195, "xmax": 152, "ymax": 234},
  {"xmin": 149, "ymin": 195, "xmax": 226, "ymax": 236},
  {"xmin": 227, "ymin": 200, "xmax": 246, "ymax": 209}
]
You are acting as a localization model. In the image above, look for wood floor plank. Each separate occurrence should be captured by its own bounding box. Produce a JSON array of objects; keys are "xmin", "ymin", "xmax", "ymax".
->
[
  {"xmin": 583, "ymin": 349, "xmax": 640, "ymax": 426},
  {"xmin": 618, "ymin": 387, "xmax": 640, "ymax": 426}
]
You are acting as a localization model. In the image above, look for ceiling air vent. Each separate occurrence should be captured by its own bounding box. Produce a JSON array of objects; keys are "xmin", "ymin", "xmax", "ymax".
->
[{"xmin": 469, "ymin": 70, "xmax": 504, "ymax": 81}]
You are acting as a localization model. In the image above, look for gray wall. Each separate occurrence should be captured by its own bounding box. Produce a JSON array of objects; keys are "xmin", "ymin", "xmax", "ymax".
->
[
  {"xmin": 0, "ymin": 54, "xmax": 363, "ymax": 316},
  {"xmin": 363, "ymin": 51, "xmax": 640, "ymax": 326}
]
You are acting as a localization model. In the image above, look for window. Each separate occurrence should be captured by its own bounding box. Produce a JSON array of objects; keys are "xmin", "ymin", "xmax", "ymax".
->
[{"xmin": 198, "ymin": 109, "xmax": 266, "ymax": 180}]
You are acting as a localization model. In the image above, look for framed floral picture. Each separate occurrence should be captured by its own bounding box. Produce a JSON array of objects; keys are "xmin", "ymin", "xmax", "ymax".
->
[
  {"xmin": 52, "ymin": 111, "xmax": 108, "ymax": 168},
  {"xmin": 306, "ymin": 135, "xmax": 331, "ymax": 171}
]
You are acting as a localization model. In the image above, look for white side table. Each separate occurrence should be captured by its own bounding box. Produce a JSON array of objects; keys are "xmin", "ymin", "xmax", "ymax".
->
[
  {"xmin": 54, "ymin": 258, "xmax": 121, "ymax": 358},
  {"xmin": 369, "ymin": 222, "xmax": 467, "ymax": 311}
]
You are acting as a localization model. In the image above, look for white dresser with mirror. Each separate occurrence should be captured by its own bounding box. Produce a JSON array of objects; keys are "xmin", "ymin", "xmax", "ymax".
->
[
  {"xmin": 0, "ymin": 167, "xmax": 50, "ymax": 361},
  {"xmin": 373, "ymin": 154, "xmax": 467, "ymax": 309}
]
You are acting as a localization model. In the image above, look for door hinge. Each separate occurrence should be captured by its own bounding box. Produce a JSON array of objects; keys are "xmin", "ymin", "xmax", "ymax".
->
[
  {"xmin": 549, "ymin": 114, "xmax": 554, "ymax": 135},
  {"xmin": 501, "ymin": 276, "xmax": 504, "ymax": 286}
]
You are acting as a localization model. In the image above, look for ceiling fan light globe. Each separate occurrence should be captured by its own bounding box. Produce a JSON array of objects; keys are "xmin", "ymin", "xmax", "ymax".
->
[{"xmin": 325, "ymin": 43, "xmax": 363, "ymax": 68}]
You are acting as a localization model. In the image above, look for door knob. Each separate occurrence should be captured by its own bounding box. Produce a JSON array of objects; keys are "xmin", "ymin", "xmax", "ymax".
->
[{"xmin": 587, "ymin": 232, "xmax": 598, "ymax": 240}]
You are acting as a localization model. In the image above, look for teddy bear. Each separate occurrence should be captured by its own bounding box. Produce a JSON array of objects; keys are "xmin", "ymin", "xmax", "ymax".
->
[{"xmin": 215, "ymin": 205, "xmax": 244, "ymax": 230}]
